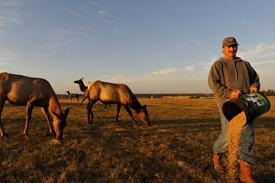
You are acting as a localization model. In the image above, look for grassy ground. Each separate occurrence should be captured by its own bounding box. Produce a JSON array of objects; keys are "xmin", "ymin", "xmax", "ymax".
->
[{"xmin": 0, "ymin": 97, "xmax": 274, "ymax": 183}]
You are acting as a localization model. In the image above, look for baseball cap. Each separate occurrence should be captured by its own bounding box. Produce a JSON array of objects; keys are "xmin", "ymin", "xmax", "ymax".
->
[{"xmin": 222, "ymin": 37, "xmax": 239, "ymax": 47}]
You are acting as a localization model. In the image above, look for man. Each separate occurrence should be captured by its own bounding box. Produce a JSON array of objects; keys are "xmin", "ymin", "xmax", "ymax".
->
[{"xmin": 208, "ymin": 37, "xmax": 260, "ymax": 183}]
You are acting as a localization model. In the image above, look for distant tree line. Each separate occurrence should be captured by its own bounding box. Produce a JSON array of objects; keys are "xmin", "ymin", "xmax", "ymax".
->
[
  {"xmin": 57, "ymin": 89, "xmax": 275, "ymax": 99},
  {"xmin": 135, "ymin": 93, "xmax": 214, "ymax": 98}
]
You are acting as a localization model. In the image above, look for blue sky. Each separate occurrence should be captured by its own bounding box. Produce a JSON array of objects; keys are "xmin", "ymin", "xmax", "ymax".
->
[{"xmin": 1, "ymin": 0, "xmax": 275, "ymax": 94}]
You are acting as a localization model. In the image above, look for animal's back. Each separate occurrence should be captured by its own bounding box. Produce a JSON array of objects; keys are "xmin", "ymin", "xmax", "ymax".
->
[
  {"xmin": 88, "ymin": 80, "xmax": 135, "ymax": 104},
  {"xmin": 0, "ymin": 72, "xmax": 54, "ymax": 105}
]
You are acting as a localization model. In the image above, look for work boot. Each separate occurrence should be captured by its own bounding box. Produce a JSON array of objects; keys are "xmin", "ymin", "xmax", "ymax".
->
[
  {"xmin": 240, "ymin": 160, "xmax": 256, "ymax": 183},
  {"xmin": 213, "ymin": 152, "xmax": 223, "ymax": 173}
]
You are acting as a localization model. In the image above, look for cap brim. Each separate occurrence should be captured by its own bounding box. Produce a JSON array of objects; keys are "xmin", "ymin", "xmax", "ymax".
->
[{"xmin": 226, "ymin": 43, "xmax": 239, "ymax": 47}]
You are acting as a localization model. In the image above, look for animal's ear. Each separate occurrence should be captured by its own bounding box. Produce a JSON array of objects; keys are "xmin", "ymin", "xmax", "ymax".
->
[
  {"xmin": 81, "ymin": 77, "xmax": 84, "ymax": 81},
  {"xmin": 88, "ymin": 81, "xmax": 91, "ymax": 84}
]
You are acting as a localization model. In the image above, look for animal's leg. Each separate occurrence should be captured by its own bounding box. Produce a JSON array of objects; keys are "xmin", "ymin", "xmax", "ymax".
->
[
  {"xmin": 90, "ymin": 100, "xmax": 96, "ymax": 123},
  {"xmin": 87, "ymin": 103, "xmax": 91, "ymax": 123},
  {"xmin": 0, "ymin": 96, "xmax": 8, "ymax": 138},
  {"xmin": 123, "ymin": 105, "xmax": 138, "ymax": 127},
  {"xmin": 41, "ymin": 107, "xmax": 55, "ymax": 136},
  {"xmin": 87, "ymin": 100, "xmax": 96, "ymax": 124},
  {"xmin": 116, "ymin": 104, "xmax": 121, "ymax": 124},
  {"xmin": 24, "ymin": 102, "xmax": 34, "ymax": 138}
]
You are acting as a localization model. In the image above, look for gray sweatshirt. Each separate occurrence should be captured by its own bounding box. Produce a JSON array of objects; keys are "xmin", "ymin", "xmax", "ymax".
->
[{"xmin": 208, "ymin": 57, "xmax": 260, "ymax": 112}]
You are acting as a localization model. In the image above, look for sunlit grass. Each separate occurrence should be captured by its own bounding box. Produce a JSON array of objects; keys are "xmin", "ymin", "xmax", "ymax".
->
[{"xmin": 0, "ymin": 97, "xmax": 274, "ymax": 182}]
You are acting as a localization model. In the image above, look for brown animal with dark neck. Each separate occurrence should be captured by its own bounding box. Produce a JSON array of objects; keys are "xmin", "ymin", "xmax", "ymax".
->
[
  {"xmin": 0, "ymin": 72, "xmax": 69, "ymax": 143},
  {"xmin": 74, "ymin": 77, "xmax": 87, "ymax": 93},
  {"xmin": 74, "ymin": 78, "xmax": 150, "ymax": 126},
  {"xmin": 73, "ymin": 78, "xmax": 88, "ymax": 105},
  {"xmin": 66, "ymin": 90, "xmax": 79, "ymax": 102}
]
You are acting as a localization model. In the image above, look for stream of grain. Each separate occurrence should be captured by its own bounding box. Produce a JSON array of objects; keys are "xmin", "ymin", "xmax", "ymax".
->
[{"xmin": 226, "ymin": 111, "xmax": 247, "ymax": 182}]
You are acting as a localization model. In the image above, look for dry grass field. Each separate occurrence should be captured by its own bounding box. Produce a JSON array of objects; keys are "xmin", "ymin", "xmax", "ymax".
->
[{"xmin": 0, "ymin": 96, "xmax": 274, "ymax": 183}]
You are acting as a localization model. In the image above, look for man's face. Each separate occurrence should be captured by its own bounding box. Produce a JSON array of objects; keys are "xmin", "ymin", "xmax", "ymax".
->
[{"xmin": 222, "ymin": 45, "xmax": 238, "ymax": 60}]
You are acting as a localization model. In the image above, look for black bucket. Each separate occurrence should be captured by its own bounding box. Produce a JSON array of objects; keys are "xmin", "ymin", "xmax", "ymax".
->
[{"xmin": 222, "ymin": 92, "xmax": 270, "ymax": 124}]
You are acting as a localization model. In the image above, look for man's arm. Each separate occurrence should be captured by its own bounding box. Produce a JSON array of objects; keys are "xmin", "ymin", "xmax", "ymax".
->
[{"xmin": 208, "ymin": 63, "xmax": 232, "ymax": 99}]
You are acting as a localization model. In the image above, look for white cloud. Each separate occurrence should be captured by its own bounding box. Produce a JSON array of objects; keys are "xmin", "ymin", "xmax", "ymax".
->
[
  {"xmin": 206, "ymin": 42, "xmax": 275, "ymax": 71},
  {"xmin": 104, "ymin": 67, "xmax": 182, "ymax": 84},
  {"xmin": 237, "ymin": 43, "xmax": 275, "ymax": 80},
  {"xmin": 239, "ymin": 43, "xmax": 275, "ymax": 62},
  {"xmin": 98, "ymin": 10, "xmax": 112, "ymax": 23},
  {"xmin": 152, "ymin": 67, "xmax": 181, "ymax": 76},
  {"xmin": 98, "ymin": 10, "xmax": 108, "ymax": 17},
  {"xmin": 184, "ymin": 66, "xmax": 194, "ymax": 71}
]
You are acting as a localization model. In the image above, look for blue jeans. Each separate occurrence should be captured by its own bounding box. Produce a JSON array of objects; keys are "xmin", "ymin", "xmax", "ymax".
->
[{"xmin": 214, "ymin": 113, "xmax": 256, "ymax": 166}]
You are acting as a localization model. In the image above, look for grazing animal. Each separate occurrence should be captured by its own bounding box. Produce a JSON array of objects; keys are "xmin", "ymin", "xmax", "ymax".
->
[
  {"xmin": 0, "ymin": 72, "xmax": 70, "ymax": 141},
  {"xmin": 74, "ymin": 78, "xmax": 150, "ymax": 126},
  {"xmin": 66, "ymin": 90, "xmax": 79, "ymax": 102}
]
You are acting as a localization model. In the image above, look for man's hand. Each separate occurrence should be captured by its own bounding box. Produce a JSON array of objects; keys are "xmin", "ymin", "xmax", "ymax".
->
[
  {"xmin": 231, "ymin": 90, "xmax": 241, "ymax": 99},
  {"xmin": 250, "ymin": 86, "xmax": 258, "ymax": 93}
]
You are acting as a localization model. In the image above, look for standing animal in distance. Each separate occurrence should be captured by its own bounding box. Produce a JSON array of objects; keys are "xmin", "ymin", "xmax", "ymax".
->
[
  {"xmin": 66, "ymin": 90, "xmax": 79, "ymax": 102},
  {"xmin": 0, "ymin": 72, "xmax": 70, "ymax": 142},
  {"xmin": 74, "ymin": 78, "xmax": 150, "ymax": 126},
  {"xmin": 73, "ymin": 77, "xmax": 88, "ymax": 105}
]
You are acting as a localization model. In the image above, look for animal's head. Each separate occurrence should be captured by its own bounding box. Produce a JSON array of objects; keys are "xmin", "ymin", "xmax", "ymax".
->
[
  {"xmin": 74, "ymin": 77, "xmax": 84, "ymax": 85},
  {"xmin": 52, "ymin": 108, "xmax": 70, "ymax": 140},
  {"xmin": 74, "ymin": 78, "xmax": 88, "ymax": 93},
  {"xmin": 138, "ymin": 105, "xmax": 150, "ymax": 126}
]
